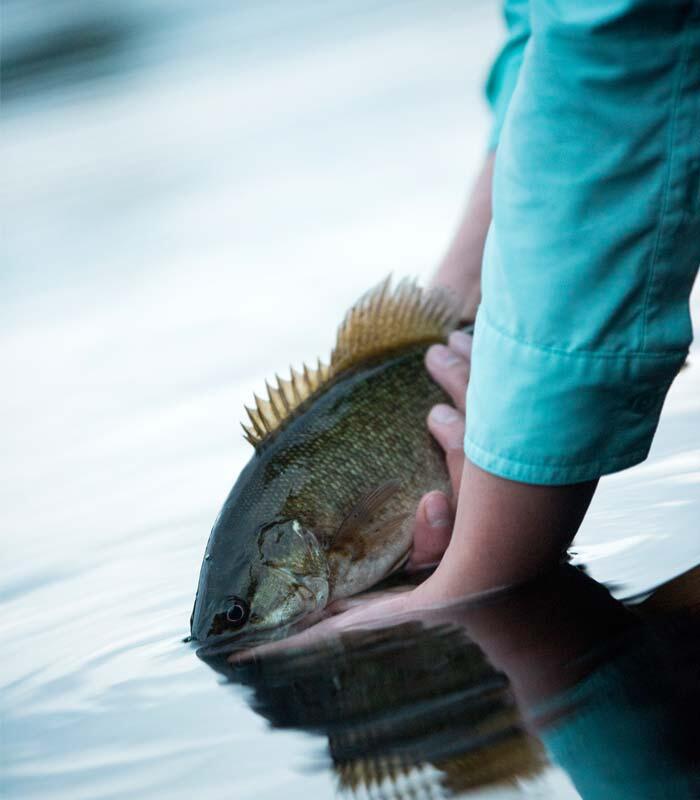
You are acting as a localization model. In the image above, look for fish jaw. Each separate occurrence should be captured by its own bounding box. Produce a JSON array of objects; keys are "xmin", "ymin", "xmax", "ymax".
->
[
  {"xmin": 191, "ymin": 519, "xmax": 330, "ymax": 644},
  {"xmin": 195, "ymin": 567, "xmax": 329, "ymax": 647},
  {"xmin": 252, "ymin": 568, "xmax": 330, "ymax": 631}
]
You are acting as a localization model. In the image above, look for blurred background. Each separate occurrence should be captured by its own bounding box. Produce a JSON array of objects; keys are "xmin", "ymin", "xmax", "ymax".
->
[
  {"xmin": 1, "ymin": 2, "xmax": 698, "ymax": 799},
  {"xmin": 2, "ymin": 0, "xmax": 497, "ymax": 572}
]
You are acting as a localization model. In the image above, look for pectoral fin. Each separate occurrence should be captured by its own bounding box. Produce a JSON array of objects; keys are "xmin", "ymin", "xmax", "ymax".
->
[
  {"xmin": 328, "ymin": 480, "xmax": 412, "ymax": 600},
  {"xmin": 334, "ymin": 480, "xmax": 401, "ymax": 544}
]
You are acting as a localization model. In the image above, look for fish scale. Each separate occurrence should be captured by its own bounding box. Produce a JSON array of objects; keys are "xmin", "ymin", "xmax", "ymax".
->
[{"xmin": 190, "ymin": 278, "xmax": 460, "ymax": 644}]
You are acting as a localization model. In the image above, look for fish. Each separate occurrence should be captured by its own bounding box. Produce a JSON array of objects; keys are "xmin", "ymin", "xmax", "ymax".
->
[{"xmin": 189, "ymin": 277, "xmax": 460, "ymax": 644}]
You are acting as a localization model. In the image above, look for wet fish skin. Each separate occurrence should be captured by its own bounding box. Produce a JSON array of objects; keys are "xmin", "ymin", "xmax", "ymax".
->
[{"xmin": 190, "ymin": 344, "xmax": 451, "ymax": 644}]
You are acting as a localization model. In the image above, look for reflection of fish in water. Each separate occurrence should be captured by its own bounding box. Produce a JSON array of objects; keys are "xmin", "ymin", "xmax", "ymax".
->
[
  {"xmin": 190, "ymin": 278, "xmax": 459, "ymax": 644},
  {"xmin": 198, "ymin": 566, "xmax": 700, "ymax": 800},
  {"xmin": 208, "ymin": 620, "xmax": 545, "ymax": 798}
]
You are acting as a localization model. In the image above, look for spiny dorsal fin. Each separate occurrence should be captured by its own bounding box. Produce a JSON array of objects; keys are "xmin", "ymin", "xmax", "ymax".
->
[
  {"xmin": 241, "ymin": 277, "xmax": 460, "ymax": 448},
  {"xmin": 330, "ymin": 276, "xmax": 458, "ymax": 376}
]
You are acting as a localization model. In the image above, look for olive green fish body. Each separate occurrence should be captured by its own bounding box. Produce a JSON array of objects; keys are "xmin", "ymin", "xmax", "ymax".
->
[
  {"xmin": 190, "ymin": 279, "xmax": 458, "ymax": 643},
  {"xmin": 255, "ymin": 346, "xmax": 448, "ymax": 572}
]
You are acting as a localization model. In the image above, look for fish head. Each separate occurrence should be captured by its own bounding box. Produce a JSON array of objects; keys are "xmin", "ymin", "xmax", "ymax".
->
[{"xmin": 190, "ymin": 518, "xmax": 329, "ymax": 644}]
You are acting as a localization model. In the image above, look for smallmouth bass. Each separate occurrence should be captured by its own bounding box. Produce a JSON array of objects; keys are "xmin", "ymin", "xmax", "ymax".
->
[{"xmin": 190, "ymin": 278, "xmax": 459, "ymax": 644}]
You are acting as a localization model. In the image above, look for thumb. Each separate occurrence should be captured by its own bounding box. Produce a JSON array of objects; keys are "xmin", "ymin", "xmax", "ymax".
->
[
  {"xmin": 410, "ymin": 490, "xmax": 453, "ymax": 569},
  {"xmin": 428, "ymin": 404, "xmax": 466, "ymax": 497}
]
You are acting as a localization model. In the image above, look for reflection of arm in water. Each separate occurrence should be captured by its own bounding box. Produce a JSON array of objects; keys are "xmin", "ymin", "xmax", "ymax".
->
[{"xmin": 459, "ymin": 566, "xmax": 700, "ymax": 799}]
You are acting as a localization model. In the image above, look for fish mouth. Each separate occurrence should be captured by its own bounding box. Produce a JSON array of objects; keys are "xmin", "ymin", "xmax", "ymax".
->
[{"xmin": 204, "ymin": 611, "xmax": 247, "ymax": 639}]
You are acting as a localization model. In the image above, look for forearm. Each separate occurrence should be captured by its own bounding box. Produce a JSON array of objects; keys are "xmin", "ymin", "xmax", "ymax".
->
[
  {"xmin": 420, "ymin": 4, "xmax": 698, "ymax": 600},
  {"xmin": 429, "ymin": 0, "xmax": 530, "ymax": 322},
  {"xmin": 418, "ymin": 459, "xmax": 597, "ymax": 599},
  {"xmin": 430, "ymin": 153, "xmax": 494, "ymax": 323},
  {"xmin": 429, "ymin": 2, "xmax": 698, "ymax": 597}
]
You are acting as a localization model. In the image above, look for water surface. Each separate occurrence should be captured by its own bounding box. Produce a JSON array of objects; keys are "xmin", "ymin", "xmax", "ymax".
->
[{"xmin": 2, "ymin": 2, "xmax": 699, "ymax": 798}]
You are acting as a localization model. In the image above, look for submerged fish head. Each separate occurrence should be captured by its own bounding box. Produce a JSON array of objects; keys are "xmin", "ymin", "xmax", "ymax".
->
[{"xmin": 190, "ymin": 517, "xmax": 329, "ymax": 644}]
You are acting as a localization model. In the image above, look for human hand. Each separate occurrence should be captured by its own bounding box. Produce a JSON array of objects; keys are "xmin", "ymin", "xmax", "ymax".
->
[{"xmin": 408, "ymin": 329, "xmax": 472, "ymax": 569}]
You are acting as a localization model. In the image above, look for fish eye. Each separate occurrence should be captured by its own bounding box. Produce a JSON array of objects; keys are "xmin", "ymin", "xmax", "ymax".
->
[{"xmin": 225, "ymin": 598, "xmax": 249, "ymax": 627}]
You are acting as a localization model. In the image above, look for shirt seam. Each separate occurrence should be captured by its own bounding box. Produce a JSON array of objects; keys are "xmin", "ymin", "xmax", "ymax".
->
[
  {"xmin": 640, "ymin": 10, "xmax": 691, "ymax": 351},
  {"xmin": 465, "ymin": 436, "xmax": 649, "ymax": 472},
  {"xmin": 479, "ymin": 310, "xmax": 688, "ymax": 363}
]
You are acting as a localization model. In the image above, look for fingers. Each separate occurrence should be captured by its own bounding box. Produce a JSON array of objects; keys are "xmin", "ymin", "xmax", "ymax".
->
[
  {"xmin": 410, "ymin": 402, "xmax": 466, "ymax": 569},
  {"xmin": 327, "ymin": 586, "xmax": 411, "ymax": 614},
  {"xmin": 448, "ymin": 329, "xmax": 473, "ymax": 359},
  {"xmin": 411, "ymin": 332, "xmax": 470, "ymax": 570},
  {"xmin": 409, "ymin": 490, "xmax": 453, "ymax": 569},
  {"xmin": 425, "ymin": 330, "xmax": 472, "ymax": 412},
  {"xmin": 428, "ymin": 404, "xmax": 466, "ymax": 497},
  {"xmin": 322, "ymin": 593, "xmax": 411, "ymax": 632},
  {"xmin": 230, "ymin": 591, "xmax": 414, "ymax": 662},
  {"xmin": 229, "ymin": 617, "xmax": 336, "ymax": 662}
]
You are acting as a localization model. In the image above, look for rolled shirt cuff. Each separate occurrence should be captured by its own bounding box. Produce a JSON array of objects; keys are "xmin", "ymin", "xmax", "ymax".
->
[{"xmin": 464, "ymin": 312, "xmax": 687, "ymax": 486}]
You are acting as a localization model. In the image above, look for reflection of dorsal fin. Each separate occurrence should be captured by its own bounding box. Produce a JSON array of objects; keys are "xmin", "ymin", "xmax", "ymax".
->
[
  {"xmin": 242, "ymin": 276, "xmax": 459, "ymax": 448},
  {"xmin": 334, "ymin": 733, "xmax": 544, "ymax": 797}
]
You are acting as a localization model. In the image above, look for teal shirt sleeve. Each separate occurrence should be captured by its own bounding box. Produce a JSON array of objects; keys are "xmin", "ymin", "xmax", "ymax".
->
[
  {"xmin": 485, "ymin": 0, "xmax": 531, "ymax": 150},
  {"xmin": 466, "ymin": 1, "xmax": 700, "ymax": 485}
]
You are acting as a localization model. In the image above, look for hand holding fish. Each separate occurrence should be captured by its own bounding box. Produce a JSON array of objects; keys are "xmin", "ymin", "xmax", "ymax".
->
[
  {"xmin": 190, "ymin": 278, "xmax": 471, "ymax": 647},
  {"xmin": 406, "ymin": 330, "xmax": 472, "ymax": 570},
  {"xmin": 191, "ymin": 277, "xmax": 597, "ymax": 655},
  {"xmin": 228, "ymin": 336, "xmax": 473, "ymax": 661}
]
